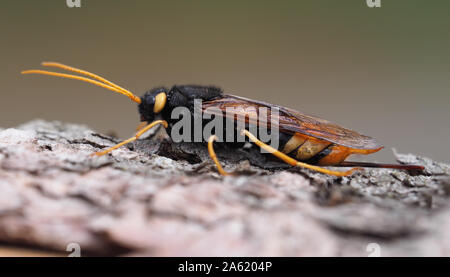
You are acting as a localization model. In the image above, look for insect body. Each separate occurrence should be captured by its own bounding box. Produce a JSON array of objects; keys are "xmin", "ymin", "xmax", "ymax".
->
[{"xmin": 22, "ymin": 62, "xmax": 424, "ymax": 176}]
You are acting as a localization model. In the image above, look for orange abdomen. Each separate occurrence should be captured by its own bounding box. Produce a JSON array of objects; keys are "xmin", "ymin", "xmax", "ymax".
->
[{"xmin": 281, "ymin": 132, "xmax": 382, "ymax": 166}]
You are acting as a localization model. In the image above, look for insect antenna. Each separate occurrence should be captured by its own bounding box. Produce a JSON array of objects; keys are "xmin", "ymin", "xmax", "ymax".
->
[{"xmin": 21, "ymin": 62, "xmax": 141, "ymax": 104}]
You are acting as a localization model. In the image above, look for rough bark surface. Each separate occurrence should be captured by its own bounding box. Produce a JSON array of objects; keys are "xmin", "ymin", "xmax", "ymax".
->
[{"xmin": 0, "ymin": 120, "xmax": 449, "ymax": 256}]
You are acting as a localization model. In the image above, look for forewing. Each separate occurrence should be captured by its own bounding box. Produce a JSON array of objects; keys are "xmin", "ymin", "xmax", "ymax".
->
[{"xmin": 202, "ymin": 94, "xmax": 382, "ymax": 150}]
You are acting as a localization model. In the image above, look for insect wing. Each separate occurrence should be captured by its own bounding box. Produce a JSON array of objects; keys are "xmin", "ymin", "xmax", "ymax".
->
[{"xmin": 202, "ymin": 94, "xmax": 382, "ymax": 150}]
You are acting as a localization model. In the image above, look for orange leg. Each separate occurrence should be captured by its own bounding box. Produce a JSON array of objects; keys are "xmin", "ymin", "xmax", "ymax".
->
[
  {"xmin": 136, "ymin": 121, "xmax": 148, "ymax": 132},
  {"xmin": 241, "ymin": 130, "xmax": 362, "ymax": 177},
  {"xmin": 92, "ymin": 120, "xmax": 168, "ymax": 156},
  {"xmin": 207, "ymin": 135, "xmax": 233, "ymax": 176}
]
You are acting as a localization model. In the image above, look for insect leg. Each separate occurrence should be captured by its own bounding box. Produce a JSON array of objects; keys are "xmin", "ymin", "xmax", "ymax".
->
[
  {"xmin": 207, "ymin": 135, "xmax": 233, "ymax": 176},
  {"xmin": 241, "ymin": 130, "xmax": 362, "ymax": 177},
  {"xmin": 92, "ymin": 120, "xmax": 168, "ymax": 157},
  {"xmin": 136, "ymin": 121, "xmax": 148, "ymax": 132}
]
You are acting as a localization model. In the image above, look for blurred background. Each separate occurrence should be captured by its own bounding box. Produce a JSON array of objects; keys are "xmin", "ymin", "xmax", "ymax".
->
[{"xmin": 1, "ymin": 0, "xmax": 449, "ymax": 163}]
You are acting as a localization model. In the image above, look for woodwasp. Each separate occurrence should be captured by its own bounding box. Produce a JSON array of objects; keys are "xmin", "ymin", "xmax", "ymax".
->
[{"xmin": 22, "ymin": 62, "xmax": 424, "ymax": 176}]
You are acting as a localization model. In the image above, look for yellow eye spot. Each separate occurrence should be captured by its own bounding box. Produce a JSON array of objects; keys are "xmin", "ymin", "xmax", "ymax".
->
[{"xmin": 153, "ymin": 92, "xmax": 167, "ymax": 113}]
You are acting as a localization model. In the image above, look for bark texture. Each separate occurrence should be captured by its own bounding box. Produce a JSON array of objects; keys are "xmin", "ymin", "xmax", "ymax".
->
[{"xmin": 0, "ymin": 120, "xmax": 449, "ymax": 256}]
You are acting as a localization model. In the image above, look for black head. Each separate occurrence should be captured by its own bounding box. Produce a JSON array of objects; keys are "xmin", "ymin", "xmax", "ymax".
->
[{"xmin": 138, "ymin": 87, "xmax": 168, "ymax": 122}]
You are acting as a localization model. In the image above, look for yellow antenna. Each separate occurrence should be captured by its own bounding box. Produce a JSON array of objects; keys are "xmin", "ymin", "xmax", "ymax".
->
[{"xmin": 21, "ymin": 62, "xmax": 142, "ymax": 104}]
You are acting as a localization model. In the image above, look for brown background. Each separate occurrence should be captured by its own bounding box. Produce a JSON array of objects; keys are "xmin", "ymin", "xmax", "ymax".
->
[{"xmin": 1, "ymin": 0, "xmax": 449, "ymax": 163}]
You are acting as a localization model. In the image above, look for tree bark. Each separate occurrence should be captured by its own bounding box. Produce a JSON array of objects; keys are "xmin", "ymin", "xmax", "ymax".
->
[{"xmin": 0, "ymin": 120, "xmax": 449, "ymax": 256}]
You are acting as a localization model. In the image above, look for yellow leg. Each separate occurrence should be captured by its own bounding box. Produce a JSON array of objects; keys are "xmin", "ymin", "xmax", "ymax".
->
[
  {"xmin": 207, "ymin": 135, "xmax": 233, "ymax": 176},
  {"xmin": 241, "ymin": 130, "xmax": 362, "ymax": 177},
  {"xmin": 136, "ymin": 121, "xmax": 148, "ymax": 132},
  {"xmin": 92, "ymin": 120, "xmax": 168, "ymax": 157}
]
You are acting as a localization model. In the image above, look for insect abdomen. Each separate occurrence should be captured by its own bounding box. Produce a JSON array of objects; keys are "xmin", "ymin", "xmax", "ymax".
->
[
  {"xmin": 280, "ymin": 133, "xmax": 346, "ymax": 165},
  {"xmin": 280, "ymin": 132, "xmax": 383, "ymax": 165}
]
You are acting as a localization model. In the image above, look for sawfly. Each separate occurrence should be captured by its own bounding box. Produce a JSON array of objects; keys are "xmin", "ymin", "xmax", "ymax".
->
[{"xmin": 21, "ymin": 62, "xmax": 424, "ymax": 176}]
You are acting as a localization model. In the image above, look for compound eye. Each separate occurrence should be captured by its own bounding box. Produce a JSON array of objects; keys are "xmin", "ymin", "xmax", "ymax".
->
[{"xmin": 153, "ymin": 92, "xmax": 167, "ymax": 113}]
